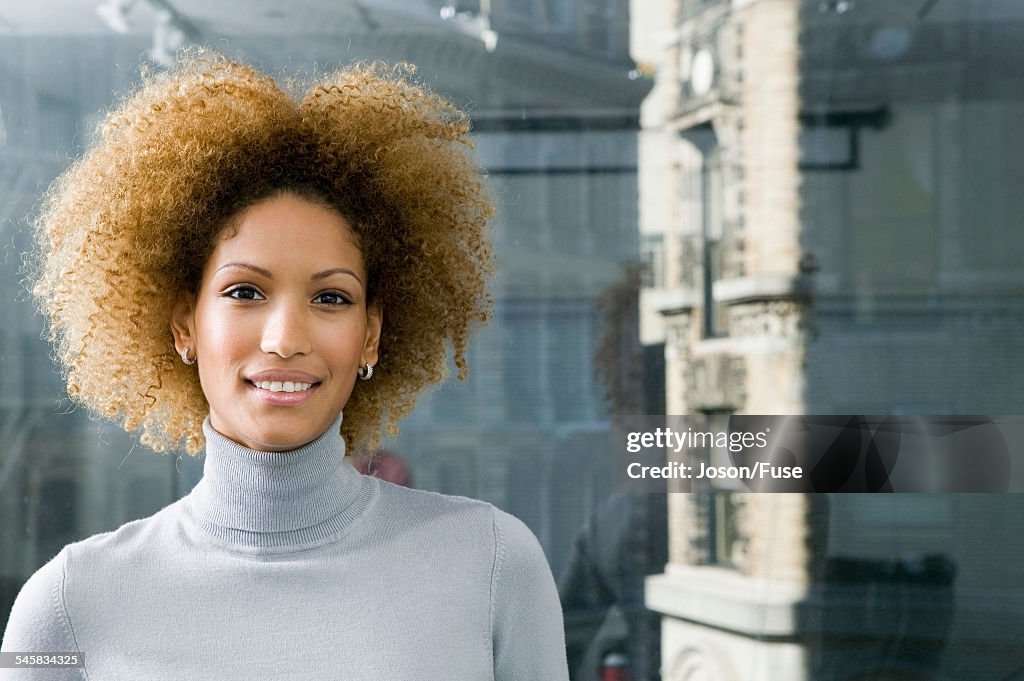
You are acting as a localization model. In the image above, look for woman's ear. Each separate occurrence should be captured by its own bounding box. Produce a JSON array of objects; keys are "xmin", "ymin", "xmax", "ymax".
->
[
  {"xmin": 170, "ymin": 292, "xmax": 197, "ymax": 358},
  {"xmin": 363, "ymin": 301, "xmax": 383, "ymax": 367}
]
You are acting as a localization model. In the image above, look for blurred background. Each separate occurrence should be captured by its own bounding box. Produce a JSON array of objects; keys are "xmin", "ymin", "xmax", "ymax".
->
[{"xmin": 1, "ymin": 1, "xmax": 1023, "ymax": 679}]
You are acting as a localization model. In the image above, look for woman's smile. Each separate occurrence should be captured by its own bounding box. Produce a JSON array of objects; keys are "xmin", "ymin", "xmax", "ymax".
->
[
  {"xmin": 247, "ymin": 373, "xmax": 321, "ymax": 405},
  {"xmin": 249, "ymin": 382, "xmax": 318, "ymax": 405},
  {"xmin": 246, "ymin": 369, "xmax": 322, "ymax": 404}
]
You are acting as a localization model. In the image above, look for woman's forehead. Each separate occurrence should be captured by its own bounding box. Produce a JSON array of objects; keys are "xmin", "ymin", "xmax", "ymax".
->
[{"xmin": 208, "ymin": 193, "xmax": 364, "ymax": 275}]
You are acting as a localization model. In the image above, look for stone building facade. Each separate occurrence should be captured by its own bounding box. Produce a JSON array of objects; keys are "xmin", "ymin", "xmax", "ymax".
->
[{"xmin": 635, "ymin": 0, "xmax": 1024, "ymax": 679}]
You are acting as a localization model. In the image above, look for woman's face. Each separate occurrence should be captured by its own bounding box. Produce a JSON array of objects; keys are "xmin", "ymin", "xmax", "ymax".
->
[{"xmin": 171, "ymin": 192, "xmax": 381, "ymax": 452}]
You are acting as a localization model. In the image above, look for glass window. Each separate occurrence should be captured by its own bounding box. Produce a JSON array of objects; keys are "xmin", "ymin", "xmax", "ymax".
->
[{"xmin": 3, "ymin": 2, "xmax": 1024, "ymax": 680}]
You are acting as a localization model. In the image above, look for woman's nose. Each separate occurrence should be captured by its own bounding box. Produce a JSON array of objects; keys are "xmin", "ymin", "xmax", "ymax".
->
[{"xmin": 260, "ymin": 301, "xmax": 312, "ymax": 358}]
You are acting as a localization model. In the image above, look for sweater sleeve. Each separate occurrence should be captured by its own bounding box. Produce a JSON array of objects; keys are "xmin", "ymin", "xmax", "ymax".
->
[
  {"xmin": 490, "ymin": 508, "xmax": 569, "ymax": 681},
  {"xmin": 0, "ymin": 548, "xmax": 86, "ymax": 681}
]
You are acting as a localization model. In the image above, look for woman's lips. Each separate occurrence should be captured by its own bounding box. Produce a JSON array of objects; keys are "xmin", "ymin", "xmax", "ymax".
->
[
  {"xmin": 247, "ymin": 380, "xmax": 318, "ymax": 406},
  {"xmin": 247, "ymin": 370, "xmax": 321, "ymax": 384}
]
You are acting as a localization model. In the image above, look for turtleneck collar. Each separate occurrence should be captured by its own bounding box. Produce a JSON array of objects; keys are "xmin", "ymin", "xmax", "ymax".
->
[{"xmin": 184, "ymin": 413, "xmax": 375, "ymax": 555}]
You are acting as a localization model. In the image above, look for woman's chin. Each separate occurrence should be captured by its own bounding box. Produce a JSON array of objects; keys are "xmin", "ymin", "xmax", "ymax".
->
[{"xmin": 212, "ymin": 412, "xmax": 335, "ymax": 453}]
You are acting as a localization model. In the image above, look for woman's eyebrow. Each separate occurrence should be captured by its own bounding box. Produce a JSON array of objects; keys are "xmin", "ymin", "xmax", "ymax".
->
[
  {"xmin": 216, "ymin": 262, "xmax": 272, "ymax": 278},
  {"xmin": 215, "ymin": 262, "xmax": 362, "ymax": 285},
  {"xmin": 311, "ymin": 267, "xmax": 362, "ymax": 285}
]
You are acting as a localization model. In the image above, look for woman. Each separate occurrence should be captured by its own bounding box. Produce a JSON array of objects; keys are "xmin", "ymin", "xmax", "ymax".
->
[{"xmin": 1, "ymin": 51, "xmax": 569, "ymax": 680}]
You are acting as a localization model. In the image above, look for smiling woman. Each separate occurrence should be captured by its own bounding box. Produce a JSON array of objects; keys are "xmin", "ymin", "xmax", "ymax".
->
[
  {"xmin": 0, "ymin": 50, "xmax": 569, "ymax": 680},
  {"xmin": 171, "ymin": 193, "xmax": 382, "ymax": 452},
  {"xmin": 29, "ymin": 50, "xmax": 494, "ymax": 458}
]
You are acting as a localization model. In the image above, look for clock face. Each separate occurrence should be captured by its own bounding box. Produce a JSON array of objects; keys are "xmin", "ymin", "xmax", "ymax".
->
[{"xmin": 690, "ymin": 47, "xmax": 715, "ymax": 96}]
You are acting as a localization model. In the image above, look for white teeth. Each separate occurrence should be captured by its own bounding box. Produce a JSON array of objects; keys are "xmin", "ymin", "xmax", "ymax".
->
[{"xmin": 253, "ymin": 380, "xmax": 313, "ymax": 392}]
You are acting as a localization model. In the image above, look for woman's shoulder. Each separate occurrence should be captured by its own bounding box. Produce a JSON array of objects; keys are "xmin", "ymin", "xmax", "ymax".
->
[
  {"xmin": 371, "ymin": 481, "xmax": 494, "ymax": 535},
  {"xmin": 48, "ymin": 498, "xmax": 187, "ymax": 582},
  {"xmin": 0, "ymin": 502, "xmax": 176, "ymax": 656},
  {"xmin": 0, "ymin": 547, "xmax": 73, "ymax": 653},
  {"xmin": 370, "ymin": 481, "xmax": 546, "ymax": 560},
  {"xmin": 372, "ymin": 479, "xmax": 501, "ymax": 523}
]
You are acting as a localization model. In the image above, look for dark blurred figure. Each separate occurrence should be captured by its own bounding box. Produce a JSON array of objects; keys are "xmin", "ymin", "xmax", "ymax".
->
[
  {"xmin": 567, "ymin": 265, "xmax": 667, "ymax": 679},
  {"xmin": 352, "ymin": 450, "xmax": 414, "ymax": 488},
  {"xmin": 559, "ymin": 492, "xmax": 668, "ymax": 681}
]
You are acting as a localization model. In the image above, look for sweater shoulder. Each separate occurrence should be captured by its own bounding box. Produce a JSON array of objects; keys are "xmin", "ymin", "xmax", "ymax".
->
[
  {"xmin": 76, "ymin": 496, "xmax": 181, "ymax": 545},
  {"xmin": 1, "ymin": 548, "xmax": 79, "ymax": 656},
  {"xmin": 57, "ymin": 498, "xmax": 185, "ymax": 576},
  {"xmin": 489, "ymin": 506, "xmax": 551, "ymax": 590},
  {"xmin": 373, "ymin": 480, "xmax": 496, "ymax": 521},
  {"xmin": 372, "ymin": 482, "xmax": 520, "ymax": 552},
  {"xmin": 373, "ymin": 482, "xmax": 547, "ymax": 570}
]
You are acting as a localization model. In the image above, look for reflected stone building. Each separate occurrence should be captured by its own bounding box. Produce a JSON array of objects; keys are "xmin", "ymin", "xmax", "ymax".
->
[{"xmin": 636, "ymin": 0, "xmax": 1024, "ymax": 679}]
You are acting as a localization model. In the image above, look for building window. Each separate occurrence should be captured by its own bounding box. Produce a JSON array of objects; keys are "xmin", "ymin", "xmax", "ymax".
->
[
  {"xmin": 543, "ymin": 0, "xmax": 573, "ymax": 27},
  {"xmin": 703, "ymin": 411, "xmax": 741, "ymax": 566},
  {"xmin": 504, "ymin": 0, "xmax": 575, "ymax": 29},
  {"xmin": 505, "ymin": 0, "xmax": 533, "ymax": 18},
  {"xmin": 503, "ymin": 302, "xmax": 545, "ymax": 424},
  {"xmin": 703, "ymin": 148, "xmax": 728, "ymax": 338},
  {"xmin": 641, "ymin": 233, "xmax": 665, "ymax": 288},
  {"xmin": 708, "ymin": 489, "xmax": 739, "ymax": 566}
]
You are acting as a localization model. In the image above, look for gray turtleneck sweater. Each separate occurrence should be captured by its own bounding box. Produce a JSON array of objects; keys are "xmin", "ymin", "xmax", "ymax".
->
[{"xmin": 1, "ymin": 415, "xmax": 569, "ymax": 680}]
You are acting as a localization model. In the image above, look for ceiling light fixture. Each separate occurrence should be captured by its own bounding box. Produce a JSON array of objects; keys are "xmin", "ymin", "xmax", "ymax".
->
[
  {"xmin": 440, "ymin": 0, "xmax": 498, "ymax": 53},
  {"xmin": 149, "ymin": 6, "xmax": 189, "ymax": 67},
  {"xmin": 95, "ymin": 0, "xmax": 136, "ymax": 34},
  {"xmin": 96, "ymin": 0, "xmax": 197, "ymax": 68}
]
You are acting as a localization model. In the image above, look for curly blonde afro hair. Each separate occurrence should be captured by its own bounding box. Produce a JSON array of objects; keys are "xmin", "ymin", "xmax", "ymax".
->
[{"xmin": 31, "ymin": 50, "xmax": 494, "ymax": 455}]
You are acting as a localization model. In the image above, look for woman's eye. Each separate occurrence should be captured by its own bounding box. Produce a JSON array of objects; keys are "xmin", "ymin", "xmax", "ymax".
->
[
  {"xmin": 315, "ymin": 292, "xmax": 351, "ymax": 306},
  {"xmin": 224, "ymin": 286, "xmax": 263, "ymax": 301}
]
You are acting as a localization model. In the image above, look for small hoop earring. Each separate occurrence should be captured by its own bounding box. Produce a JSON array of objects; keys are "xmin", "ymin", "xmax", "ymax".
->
[
  {"xmin": 180, "ymin": 347, "xmax": 196, "ymax": 366},
  {"xmin": 357, "ymin": 363, "xmax": 374, "ymax": 381}
]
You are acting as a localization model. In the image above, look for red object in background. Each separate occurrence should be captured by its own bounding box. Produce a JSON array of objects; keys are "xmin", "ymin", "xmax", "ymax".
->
[
  {"xmin": 601, "ymin": 652, "xmax": 631, "ymax": 681},
  {"xmin": 352, "ymin": 450, "xmax": 414, "ymax": 488}
]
